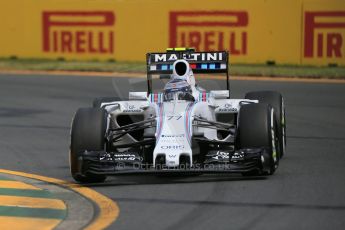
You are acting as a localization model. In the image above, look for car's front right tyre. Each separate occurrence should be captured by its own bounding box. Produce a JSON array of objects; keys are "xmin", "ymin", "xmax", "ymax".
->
[
  {"xmin": 245, "ymin": 91, "xmax": 286, "ymax": 158},
  {"xmin": 238, "ymin": 103, "xmax": 279, "ymax": 176}
]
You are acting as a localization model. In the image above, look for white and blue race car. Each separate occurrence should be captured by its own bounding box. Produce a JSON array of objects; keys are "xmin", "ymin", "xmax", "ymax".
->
[{"xmin": 69, "ymin": 48, "xmax": 286, "ymax": 183}]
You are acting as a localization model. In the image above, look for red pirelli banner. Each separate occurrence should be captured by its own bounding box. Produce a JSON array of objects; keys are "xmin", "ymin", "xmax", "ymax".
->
[
  {"xmin": 169, "ymin": 11, "xmax": 249, "ymax": 56},
  {"xmin": 42, "ymin": 11, "xmax": 115, "ymax": 54}
]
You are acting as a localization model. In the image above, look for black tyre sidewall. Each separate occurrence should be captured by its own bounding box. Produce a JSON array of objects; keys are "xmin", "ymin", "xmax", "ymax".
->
[
  {"xmin": 238, "ymin": 103, "xmax": 278, "ymax": 175},
  {"xmin": 245, "ymin": 91, "xmax": 286, "ymax": 158},
  {"xmin": 70, "ymin": 108, "xmax": 107, "ymax": 183}
]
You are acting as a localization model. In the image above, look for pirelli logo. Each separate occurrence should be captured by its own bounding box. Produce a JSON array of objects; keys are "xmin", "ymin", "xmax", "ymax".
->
[
  {"xmin": 42, "ymin": 11, "xmax": 115, "ymax": 54},
  {"xmin": 304, "ymin": 11, "xmax": 345, "ymax": 58},
  {"xmin": 169, "ymin": 11, "xmax": 248, "ymax": 55}
]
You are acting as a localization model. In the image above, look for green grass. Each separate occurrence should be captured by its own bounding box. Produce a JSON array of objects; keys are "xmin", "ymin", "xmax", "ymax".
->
[
  {"xmin": 230, "ymin": 64, "xmax": 345, "ymax": 78},
  {"xmin": 0, "ymin": 58, "xmax": 146, "ymax": 73},
  {"xmin": 0, "ymin": 58, "xmax": 344, "ymax": 78}
]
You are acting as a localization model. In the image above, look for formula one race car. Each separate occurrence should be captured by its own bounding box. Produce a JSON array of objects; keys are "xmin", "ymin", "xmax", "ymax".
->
[{"xmin": 69, "ymin": 48, "xmax": 286, "ymax": 183}]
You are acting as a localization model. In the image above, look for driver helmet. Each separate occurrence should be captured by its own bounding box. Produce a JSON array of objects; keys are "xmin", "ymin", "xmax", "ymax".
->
[{"xmin": 163, "ymin": 79, "xmax": 193, "ymax": 101}]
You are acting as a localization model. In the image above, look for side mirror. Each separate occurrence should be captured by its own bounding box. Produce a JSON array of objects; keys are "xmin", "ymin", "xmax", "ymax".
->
[
  {"xmin": 129, "ymin": 92, "xmax": 147, "ymax": 100},
  {"xmin": 210, "ymin": 90, "xmax": 230, "ymax": 99}
]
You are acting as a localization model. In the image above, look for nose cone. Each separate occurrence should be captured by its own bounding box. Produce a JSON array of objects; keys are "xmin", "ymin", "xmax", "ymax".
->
[{"xmin": 153, "ymin": 102, "xmax": 193, "ymax": 168}]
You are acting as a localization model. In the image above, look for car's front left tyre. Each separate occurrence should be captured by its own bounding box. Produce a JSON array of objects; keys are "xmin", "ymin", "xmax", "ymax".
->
[{"xmin": 70, "ymin": 108, "xmax": 107, "ymax": 183}]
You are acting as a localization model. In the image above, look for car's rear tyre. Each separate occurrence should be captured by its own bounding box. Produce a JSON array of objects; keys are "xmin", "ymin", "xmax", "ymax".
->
[
  {"xmin": 70, "ymin": 108, "xmax": 107, "ymax": 183},
  {"xmin": 245, "ymin": 91, "xmax": 286, "ymax": 158},
  {"xmin": 92, "ymin": 97, "xmax": 123, "ymax": 108},
  {"xmin": 238, "ymin": 103, "xmax": 279, "ymax": 176}
]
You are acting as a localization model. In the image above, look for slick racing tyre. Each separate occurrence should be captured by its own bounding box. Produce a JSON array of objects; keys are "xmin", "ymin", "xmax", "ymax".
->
[
  {"xmin": 238, "ymin": 103, "xmax": 279, "ymax": 176},
  {"xmin": 70, "ymin": 108, "xmax": 107, "ymax": 183},
  {"xmin": 92, "ymin": 96, "xmax": 123, "ymax": 108},
  {"xmin": 245, "ymin": 91, "xmax": 286, "ymax": 158}
]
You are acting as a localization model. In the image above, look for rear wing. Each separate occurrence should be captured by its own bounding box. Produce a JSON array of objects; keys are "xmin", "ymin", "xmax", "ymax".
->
[{"xmin": 146, "ymin": 49, "xmax": 230, "ymax": 94}]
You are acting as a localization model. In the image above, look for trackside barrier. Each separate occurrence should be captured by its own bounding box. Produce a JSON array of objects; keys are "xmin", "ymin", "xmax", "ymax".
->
[{"xmin": 0, "ymin": 0, "xmax": 344, "ymax": 66}]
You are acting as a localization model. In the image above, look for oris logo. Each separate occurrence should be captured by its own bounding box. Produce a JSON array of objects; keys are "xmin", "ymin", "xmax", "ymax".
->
[{"xmin": 161, "ymin": 145, "xmax": 185, "ymax": 150}]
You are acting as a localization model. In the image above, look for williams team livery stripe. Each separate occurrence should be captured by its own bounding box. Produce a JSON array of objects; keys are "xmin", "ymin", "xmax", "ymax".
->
[
  {"xmin": 199, "ymin": 92, "xmax": 209, "ymax": 102},
  {"xmin": 155, "ymin": 103, "xmax": 165, "ymax": 143},
  {"xmin": 184, "ymin": 102, "xmax": 195, "ymax": 146},
  {"xmin": 150, "ymin": 93, "xmax": 163, "ymax": 103}
]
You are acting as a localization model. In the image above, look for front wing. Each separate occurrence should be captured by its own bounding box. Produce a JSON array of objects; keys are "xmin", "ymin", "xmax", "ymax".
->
[{"xmin": 75, "ymin": 148, "xmax": 272, "ymax": 176}]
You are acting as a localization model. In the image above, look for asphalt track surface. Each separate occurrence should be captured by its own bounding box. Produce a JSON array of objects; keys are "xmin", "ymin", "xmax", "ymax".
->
[{"xmin": 0, "ymin": 73, "xmax": 345, "ymax": 230}]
